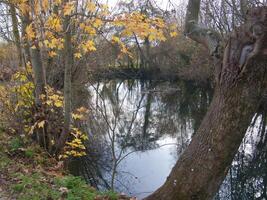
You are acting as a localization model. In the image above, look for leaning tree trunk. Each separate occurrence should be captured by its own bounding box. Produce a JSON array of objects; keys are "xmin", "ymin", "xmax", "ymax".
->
[{"xmin": 145, "ymin": 3, "xmax": 267, "ymax": 200}]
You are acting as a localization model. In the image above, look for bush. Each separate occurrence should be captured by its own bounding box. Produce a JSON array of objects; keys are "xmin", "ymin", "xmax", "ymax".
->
[{"xmin": 0, "ymin": 65, "xmax": 89, "ymax": 159}]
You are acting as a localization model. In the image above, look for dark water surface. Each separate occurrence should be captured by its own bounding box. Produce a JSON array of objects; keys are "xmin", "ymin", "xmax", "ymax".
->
[{"xmin": 71, "ymin": 79, "xmax": 267, "ymax": 199}]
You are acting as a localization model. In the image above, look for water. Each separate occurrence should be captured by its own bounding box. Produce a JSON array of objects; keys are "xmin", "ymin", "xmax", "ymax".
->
[{"xmin": 71, "ymin": 79, "xmax": 267, "ymax": 199}]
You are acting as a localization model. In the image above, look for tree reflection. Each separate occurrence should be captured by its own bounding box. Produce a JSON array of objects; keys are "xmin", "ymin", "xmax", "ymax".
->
[
  {"xmin": 73, "ymin": 79, "xmax": 212, "ymax": 193},
  {"xmin": 70, "ymin": 79, "xmax": 267, "ymax": 199},
  {"xmin": 217, "ymin": 110, "xmax": 267, "ymax": 200}
]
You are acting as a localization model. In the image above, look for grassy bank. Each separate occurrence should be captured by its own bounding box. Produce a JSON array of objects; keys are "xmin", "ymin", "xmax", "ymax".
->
[{"xmin": 0, "ymin": 130, "xmax": 129, "ymax": 200}]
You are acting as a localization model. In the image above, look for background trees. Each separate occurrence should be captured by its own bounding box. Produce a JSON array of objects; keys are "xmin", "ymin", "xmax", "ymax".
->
[
  {"xmin": 0, "ymin": 0, "xmax": 172, "ymax": 156},
  {"xmin": 0, "ymin": 0, "xmax": 266, "ymax": 199}
]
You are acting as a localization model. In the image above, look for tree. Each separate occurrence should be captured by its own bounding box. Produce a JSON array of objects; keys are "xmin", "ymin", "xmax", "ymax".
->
[
  {"xmin": 0, "ymin": 0, "xmax": 170, "ymax": 155},
  {"xmin": 145, "ymin": 1, "xmax": 267, "ymax": 200}
]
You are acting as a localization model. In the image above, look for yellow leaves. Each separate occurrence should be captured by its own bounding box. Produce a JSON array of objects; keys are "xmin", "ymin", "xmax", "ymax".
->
[
  {"xmin": 169, "ymin": 23, "xmax": 179, "ymax": 38},
  {"xmin": 71, "ymin": 106, "xmax": 89, "ymax": 120},
  {"xmin": 76, "ymin": 106, "xmax": 89, "ymax": 113},
  {"xmin": 17, "ymin": 0, "xmax": 30, "ymax": 16},
  {"xmin": 63, "ymin": 1, "xmax": 75, "ymax": 16},
  {"xmin": 37, "ymin": 120, "xmax": 45, "ymax": 128},
  {"xmin": 46, "ymin": 15, "xmax": 62, "ymax": 32},
  {"xmin": 44, "ymin": 38, "xmax": 64, "ymax": 50},
  {"xmin": 99, "ymin": 4, "xmax": 109, "ymax": 17},
  {"xmin": 71, "ymin": 113, "xmax": 84, "ymax": 120},
  {"xmin": 93, "ymin": 19, "xmax": 103, "ymax": 28},
  {"xmin": 113, "ymin": 12, "xmax": 166, "ymax": 42},
  {"xmin": 79, "ymin": 22, "xmax": 97, "ymax": 35},
  {"xmin": 41, "ymin": 0, "xmax": 49, "ymax": 11},
  {"xmin": 111, "ymin": 35, "xmax": 132, "ymax": 58},
  {"xmin": 48, "ymin": 51, "xmax": 57, "ymax": 58},
  {"xmin": 112, "ymin": 36, "xmax": 120, "ymax": 43},
  {"xmin": 74, "ymin": 53, "xmax": 82, "ymax": 59},
  {"xmin": 54, "ymin": 99, "xmax": 63, "ymax": 108},
  {"xmin": 81, "ymin": 40, "xmax": 96, "ymax": 53},
  {"xmin": 53, "ymin": 0, "xmax": 62, "ymax": 6},
  {"xmin": 86, "ymin": 1, "xmax": 96, "ymax": 12},
  {"xmin": 25, "ymin": 23, "xmax": 36, "ymax": 41},
  {"xmin": 41, "ymin": 86, "xmax": 64, "ymax": 108},
  {"xmin": 61, "ymin": 127, "xmax": 88, "ymax": 159},
  {"xmin": 170, "ymin": 32, "xmax": 178, "ymax": 37}
]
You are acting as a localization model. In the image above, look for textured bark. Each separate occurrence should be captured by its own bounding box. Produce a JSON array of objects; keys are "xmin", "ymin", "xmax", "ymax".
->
[
  {"xmin": 31, "ymin": 44, "xmax": 46, "ymax": 106},
  {"xmin": 145, "ymin": 3, "xmax": 267, "ymax": 200}
]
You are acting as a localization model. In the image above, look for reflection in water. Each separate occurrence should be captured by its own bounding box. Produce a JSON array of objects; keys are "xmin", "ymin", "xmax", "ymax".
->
[
  {"xmin": 71, "ymin": 79, "xmax": 267, "ymax": 199},
  {"xmin": 216, "ymin": 114, "xmax": 267, "ymax": 200}
]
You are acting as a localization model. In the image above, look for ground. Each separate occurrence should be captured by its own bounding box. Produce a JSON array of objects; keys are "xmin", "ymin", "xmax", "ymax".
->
[{"xmin": 0, "ymin": 130, "xmax": 132, "ymax": 200}]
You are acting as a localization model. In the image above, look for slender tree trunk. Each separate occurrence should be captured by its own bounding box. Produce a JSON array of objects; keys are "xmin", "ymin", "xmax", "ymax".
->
[
  {"xmin": 21, "ymin": 14, "xmax": 31, "ymax": 65},
  {"xmin": 56, "ymin": 1, "xmax": 73, "ymax": 153},
  {"xmin": 31, "ymin": 43, "xmax": 46, "ymax": 106},
  {"xmin": 145, "ymin": 2, "xmax": 267, "ymax": 200},
  {"xmin": 9, "ymin": 3, "xmax": 23, "ymax": 67}
]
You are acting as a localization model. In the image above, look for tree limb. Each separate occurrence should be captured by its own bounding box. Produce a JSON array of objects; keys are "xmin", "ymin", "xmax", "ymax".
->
[{"xmin": 184, "ymin": 0, "xmax": 222, "ymax": 57}]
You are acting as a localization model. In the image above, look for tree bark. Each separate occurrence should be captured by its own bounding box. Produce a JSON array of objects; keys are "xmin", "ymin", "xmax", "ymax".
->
[
  {"xmin": 55, "ymin": 0, "xmax": 73, "ymax": 154},
  {"xmin": 9, "ymin": 3, "xmax": 23, "ymax": 67},
  {"xmin": 31, "ymin": 43, "xmax": 46, "ymax": 106},
  {"xmin": 145, "ymin": 2, "xmax": 267, "ymax": 200}
]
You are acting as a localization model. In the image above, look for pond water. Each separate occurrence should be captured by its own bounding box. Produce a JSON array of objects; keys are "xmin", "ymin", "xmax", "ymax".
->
[{"xmin": 71, "ymin": 79, "xmax": 267, "ymax": 200}]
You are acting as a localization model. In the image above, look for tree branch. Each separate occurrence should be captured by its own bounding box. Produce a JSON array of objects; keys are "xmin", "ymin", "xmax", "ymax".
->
[{"xmin": 184, "ymin": 0, "xmax": 222, "ymax": 57}]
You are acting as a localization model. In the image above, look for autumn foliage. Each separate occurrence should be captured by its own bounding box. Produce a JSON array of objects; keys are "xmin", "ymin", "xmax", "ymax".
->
[{"xmin": 0, "ymin": 0, "xmax": 177, "ymax": 160}]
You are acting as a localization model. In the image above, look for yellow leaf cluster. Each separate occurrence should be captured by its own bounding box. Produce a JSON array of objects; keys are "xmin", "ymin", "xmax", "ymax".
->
[
  {"xmin": 113, "ymin": 12, "xmax": 166, "ymax": 42},
  {"xmin": 62, "ymin": 127, "xmax": 88, "ymax": 159},
  {"xmin": 71, "ymin": 106, "xmax": 89, "ymax": 120},
  {"xmin": 74, "ymin": 52, "xmax": 82, "ymax": 59},
  {"xmin": 37, "ymin": 120, "xmax": 45, "ymax": 128},
  {"xmin": 0, "ymin": 66, "xmax": 35, "ymax": 136},
  {"xmin": 111, "ymin": 36, "xmax": 132, "ymax": 58},
  {"xmin": 93, "ymin": 19, "xmax": 103, "ymax": 28},
  {"xmin": 80, "ymin": 40, "xmax": 96, "ymax": 53},
  {"xmin": 45, "ymin": 15, "xmax": 63, "ymax": 32},
  {"xmin": 80, "ymin": 23, "xmax": 96, "ymax": 35},
  {"xmin": 41, "ymin": 86, "xmax": 64, "ymax": 108},
  {"xmin": 169, "ymin": 23, "xmax": 179, "ymax": 38},
  {"xmin": 25, "ymin": 23, "xmax": 36, "ymax": 41},
  {"xmin": 63, "ymin": 1, "xmax": 75, "ymax": 16},
  {"xmin": 41, "ymin": 0, "xmax": 49, "ymax": 12},
  {"xmin": 86, "ymin": 1, "xmax": 96, "ymax": 12},
  {"xmin": 17, "ymin": 0, "xmax": 30, "ymax": 16},
  {"xmin": 44, "ymin": 38, "xmax": 64, "ymax": 50}
]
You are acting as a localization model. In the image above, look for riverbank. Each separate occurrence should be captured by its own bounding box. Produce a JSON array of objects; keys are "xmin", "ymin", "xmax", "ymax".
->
[{"xmin": 0, "ymin": 130, "xmax": 131, "ymax": 200}]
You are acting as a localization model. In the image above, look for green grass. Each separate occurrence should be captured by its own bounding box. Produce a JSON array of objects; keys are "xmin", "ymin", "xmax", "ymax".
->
[
  {"xmin": 11, "ymin": 173, "xmax": 119, "ymax": 200},
  {"xmin": 55, "ymin": 176, "xmax": 99, "ymax": 200},
  {"xmin": 0, "ymin": 130, "xmax": 120, "ymax": 200},
  {"xmin": 0, "ymin": 153, "xmax": 11, "ymax": 170},
  {"xmin": 11, "ymin": 172, "xmax": 61, "ymax": 200},
  {"xmin": 9, "ymin": 136, "xmax": 23, "ymax": 151},
  {"xmin": 55, "ymin": 176, "xmax": 118, "ymax": 200}
]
